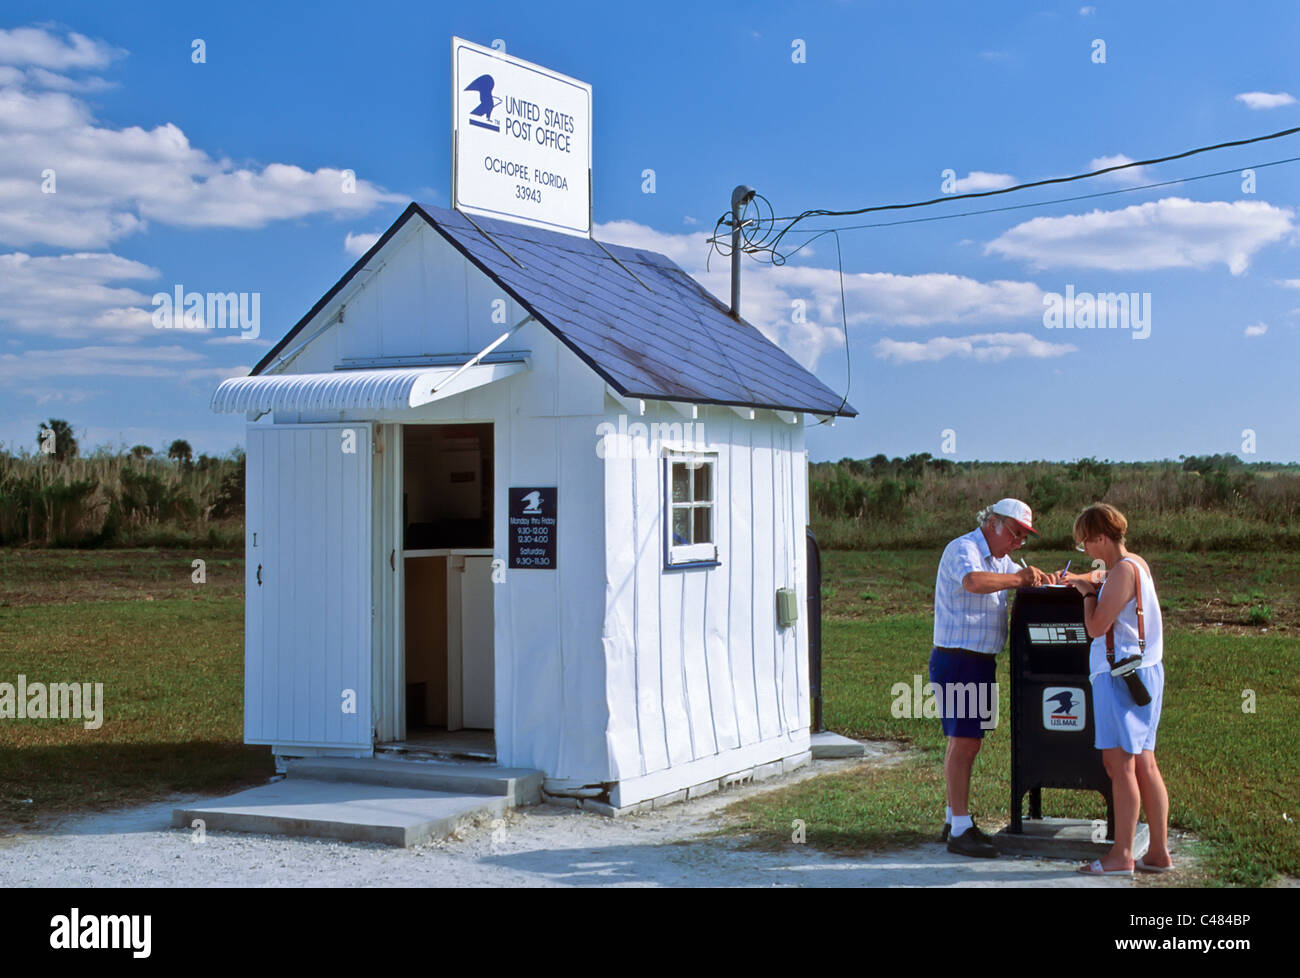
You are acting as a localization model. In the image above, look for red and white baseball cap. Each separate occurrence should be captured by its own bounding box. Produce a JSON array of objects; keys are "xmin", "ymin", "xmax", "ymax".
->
[{"xmin": 991, "ymin": 497, "xmax": 1038, "ymax": 535}]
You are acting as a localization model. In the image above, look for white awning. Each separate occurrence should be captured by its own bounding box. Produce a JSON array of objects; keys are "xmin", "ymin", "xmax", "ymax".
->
[{"xmin": 210, "ymin": 362, "xmax": 526, "ymax": 414}]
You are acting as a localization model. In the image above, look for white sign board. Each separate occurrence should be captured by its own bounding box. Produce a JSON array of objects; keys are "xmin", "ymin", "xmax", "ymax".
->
[{"xmin": 452, "ymin": 37, "xmax": 592, "ymax": 237}]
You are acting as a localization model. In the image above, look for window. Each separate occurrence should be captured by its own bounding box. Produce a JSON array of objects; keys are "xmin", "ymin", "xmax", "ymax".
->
[{"xmin": 665, "ymin": 453, "xmax": 717, "ymax": 566}]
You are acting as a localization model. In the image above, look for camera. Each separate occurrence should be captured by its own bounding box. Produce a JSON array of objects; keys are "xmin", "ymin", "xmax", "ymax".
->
[{"xmin": 1110, "ymin": 653, "xmax": 1152, "ymax": 707}]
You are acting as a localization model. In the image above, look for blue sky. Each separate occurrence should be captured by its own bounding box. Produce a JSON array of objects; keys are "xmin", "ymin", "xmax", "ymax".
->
[{"xmin": 1, "ymin": 1, "xmax": 1297, "ymax": 463}]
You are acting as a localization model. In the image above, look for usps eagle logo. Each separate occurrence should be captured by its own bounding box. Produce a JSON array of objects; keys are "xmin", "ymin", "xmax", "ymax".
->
[
  {"xmin": 1047, "ymin": 690, "xmax": 1077, "ymax": 716},
  {"xmin": 464, "ymin": 73, "xmax": 501, "ymax": 132},
  {"xmin": 1043, "ymin": 686, "xmax": 1086, "ymax": 730}
]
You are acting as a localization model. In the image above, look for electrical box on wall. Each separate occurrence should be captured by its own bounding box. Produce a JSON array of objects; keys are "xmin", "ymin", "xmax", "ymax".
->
[{"xmin": 776, "ymin": 587, "xmax": 799, "ymax": 627}]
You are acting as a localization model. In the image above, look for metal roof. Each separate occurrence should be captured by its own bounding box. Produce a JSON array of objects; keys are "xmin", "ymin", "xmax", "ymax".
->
[
  {"xmin": 248, "ymin": 202, "xmax": 855, "ymax": 418},
  {"xmin": 210, "ymin": 362, "xmax": 526, "ymax": 414}
]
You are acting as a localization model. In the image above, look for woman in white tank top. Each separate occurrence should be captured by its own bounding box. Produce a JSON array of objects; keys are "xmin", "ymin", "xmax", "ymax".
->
[
  {"xmin": 1063, "ymin": 503, "xmax": 1173, "ymax": 876},
  {"xmin": 1089, "ymin": 554, "xmax": 1163, "ymax": 681}
]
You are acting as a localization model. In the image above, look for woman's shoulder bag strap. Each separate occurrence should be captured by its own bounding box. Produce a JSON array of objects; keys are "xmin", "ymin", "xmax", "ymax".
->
[{"xmin": 1105, "ymin": 557, "xmax": 1146, "ymax": 666}]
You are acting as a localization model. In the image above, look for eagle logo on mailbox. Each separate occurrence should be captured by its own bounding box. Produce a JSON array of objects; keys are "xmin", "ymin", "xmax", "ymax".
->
[{"xmin": 1043, "ymin": 686, "xmax": 1085, "ymax": 730}]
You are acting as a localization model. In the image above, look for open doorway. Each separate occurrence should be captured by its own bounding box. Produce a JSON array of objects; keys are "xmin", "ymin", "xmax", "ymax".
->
[{"xmin": 400, "ymin": 423, "xmax": 495, "ymax": 760}]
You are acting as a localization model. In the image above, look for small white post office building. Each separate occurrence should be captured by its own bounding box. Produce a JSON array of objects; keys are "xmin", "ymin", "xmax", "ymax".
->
[{"xmin": 212, "ymin": 202, "xmax": 856, "ymax": 811}]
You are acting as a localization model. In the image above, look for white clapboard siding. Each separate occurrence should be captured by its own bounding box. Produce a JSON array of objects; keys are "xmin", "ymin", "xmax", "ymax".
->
[
  {"xmin": 490, "ymin": 331, "xmax": 608, "ymax": 779},
  {"xmin": 750, "ymin": 421, "xmax": 779, "ymax": 741},
  {"xmin": 604, "ymin": 404, "xmax": 808, "ymax": 784},
  {"xmin": 726, "ymin": 417, "xmax": 761, "ymax": 746},
  {"xmin": 245, "ymin": 423, "xmax": 372, "ymax": 748}
]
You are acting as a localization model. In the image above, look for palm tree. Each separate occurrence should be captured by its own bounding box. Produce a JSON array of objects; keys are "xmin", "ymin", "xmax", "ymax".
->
[
  {"xmin": 168, "ymin": 439, "xmax": 194, "ymax": 466},
  {"xmin": 38, "ymin": 419, "xmax": 77, "ymax": 461}
]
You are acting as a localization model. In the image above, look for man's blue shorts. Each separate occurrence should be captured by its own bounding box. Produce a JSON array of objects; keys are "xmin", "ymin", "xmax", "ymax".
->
[{"xmin": 928, "ymin": 646, "xmax": 998, "ymax": 739}]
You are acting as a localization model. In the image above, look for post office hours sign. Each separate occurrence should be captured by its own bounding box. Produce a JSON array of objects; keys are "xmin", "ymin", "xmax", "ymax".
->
[
  {"xmin": 452, "ymin": 37, "xmax": 592, "ymax": 236},
  {"xmin": 509, "ymin": 487, "xmax": 557, "ymax": 569}
]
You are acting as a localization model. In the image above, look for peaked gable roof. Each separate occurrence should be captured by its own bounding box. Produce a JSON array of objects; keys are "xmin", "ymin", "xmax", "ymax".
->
[{"xmin": 252, "ymin": 202, "xmax": 856, "ymax": 417}]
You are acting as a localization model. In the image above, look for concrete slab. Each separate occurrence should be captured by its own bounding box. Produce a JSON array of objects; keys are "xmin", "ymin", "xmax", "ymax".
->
[
  {"xmin": 172, "ymin": 779, "xmax": 509, "ymax": 847},
  {"xmin": 810, "ymin": 731, "xmax": 867, "ymax": 759},
  {"xmin": 284, "ymin": 757, "xmax": 543, "ymax": 806},
  {"xmin": 995, "ymin": 816, "xmax": 1150, "ymax": 862}
]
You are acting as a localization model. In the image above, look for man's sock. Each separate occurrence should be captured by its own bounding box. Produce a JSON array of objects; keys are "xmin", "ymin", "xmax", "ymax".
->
[
  {"xmin": 951, "ymin": 814, "xmax": 973, "ymax": 837},
  {"xmin": 945, "ymin": 806, "xmax": 953, "ymax": 824}
]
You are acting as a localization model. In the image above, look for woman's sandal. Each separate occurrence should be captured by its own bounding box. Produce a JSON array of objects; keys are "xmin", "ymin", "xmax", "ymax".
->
[
  {"xmin": 1135, "ymin": 856, "xmax": 1175, "ymax": 873},
  {"xmin": 1077, "ymin": 859, "xmax": 1134, "ymax": 876}
]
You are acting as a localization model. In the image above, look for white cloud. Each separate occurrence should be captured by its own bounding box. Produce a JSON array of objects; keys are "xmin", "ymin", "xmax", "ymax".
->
[
  {"xmin": 345, "ymin": 231, "xmax": 382, "ymax": 256},
  {"xmin": 597, "ymin": 219, "xmax": 710, "ymax": 262},
  {"xmin": 0, "ymin": 344, "xmax": 206, "ymax": 383},
  {"xmin": 24, "ymin": 67, "xmax": 114, "ymax": 92},
  {"xmin": 0, "ymin": 251, "xmax": 158, "ymax": 336},
  {"xmin": 985, "ymin": 197, "xmax": 1294, "ymax": 275},
  {"xmin": 1276, "ymin": 279, "xmax": 1300, "ymax": 289},
  {"xmin": 0, "ymin": 344, "xmax": 244, "ymax": 410},
  {"xmin": 596, "ymin": 219, "xmax": 1053, "ymax": 370},
  {"xmin": 1235, "ymin": 91, "xmax": 1296, "ymax": 110},
  {"xmin": 0, "ymin": 26, "xmax": 124, "ymax": 70},
  {"xmin": 179, "ymin": 364, "xmax": 253, "ymax": 383},
  {"xmin": 0, "ymin": 27, "xmax": 404, "ymax": 250},
  {"xmin": 1089, "ymin": 153, "xmax": 1151, "ymax": 185},
  {"xmin": 207, "ymin": 333, "xmax": 271, "ymax": 347},
  {"xmin": 1079, "ymin": 6, "xmax": 1097, "ymax": 15},
  {"xmin": 873, "ymin": 332, "xmax": 1078, "ymax": 364},
  {"xmin": 1244, "ymin": 322, "xmax": 1268, "ymax": 337},
  {"xmin": 951, "ymin": 171, "xmax": 1015, "ymax": 193},
  {"xmin": 0, "ymin": 23, "xmax": 407, "ymax": 386},
  {"xmin": 768, "ymin": 267, "xmax": 1045, "ymax": 327},
  {"xmin": 0, "ymin": 64, "xmax": 114, "ymax": 91}
]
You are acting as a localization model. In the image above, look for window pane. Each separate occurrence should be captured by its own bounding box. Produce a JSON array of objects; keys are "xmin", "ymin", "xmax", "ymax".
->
[
  {"xmin": 671, "ymin": 463, "xmax": 690, "ymax": 503},
  {"xmin": 693, "ymin": 506, "xmax": 711, "ymax": 544},
  {"xmin": 693, "ymin": 462, "xmax": 711, "ymax": 501},
  {"xmin": 672, "ymin": 507, "xmax": 691, "ymax": 545}
]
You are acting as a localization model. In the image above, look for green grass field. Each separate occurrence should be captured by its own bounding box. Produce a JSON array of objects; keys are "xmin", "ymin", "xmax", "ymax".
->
[
  {"xmin": 0, "ymin": 547, "xmax": 1296, "ymax": 886},
  {"xmin": 714, "ymin": 548, "xmax": 1300, "ymax": 887},
  {"xmin": 0, "ymin": 550, "xmax": 270, "ymax": 830}
]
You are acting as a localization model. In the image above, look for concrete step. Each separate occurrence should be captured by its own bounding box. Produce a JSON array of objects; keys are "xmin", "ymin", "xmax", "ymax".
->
[
  {"xmin": 173, "ymin": 780, "xmax": 508, "ymax": 847},
  {"xmin": 375, "ymin": 741, "xmax": 495, "ymax": 763},
  {"xmin": 810, "ymin": 731, "xmax": 868, "ymax": 759},
  {"xmin": 995, "ymin": 816, "xmax": 1150, "ymax": 862},
  {"xmin": 285, "ymin": 756, "xmax": 544, "ymax": 806}
]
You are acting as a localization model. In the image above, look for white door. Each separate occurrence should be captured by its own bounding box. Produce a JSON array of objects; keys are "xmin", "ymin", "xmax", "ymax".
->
[
  {"xmin": 245, "ymin": 423, "xmax": 373, "ymax": 749},
  {"xmin": 460, "ymin": 556, "xmax": 495, "ymax": 728}
]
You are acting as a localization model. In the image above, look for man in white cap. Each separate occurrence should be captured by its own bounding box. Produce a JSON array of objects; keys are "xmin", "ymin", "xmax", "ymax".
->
[{"xmin": 932, "ymin": 498, "xmax": 1053, "ymax": 857}]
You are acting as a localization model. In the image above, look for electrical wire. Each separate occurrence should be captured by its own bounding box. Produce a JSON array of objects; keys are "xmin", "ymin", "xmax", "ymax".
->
[
  {"xmin": 711, "ymin": 125, "xmax": 1300, "ymax": 428},
  {"xmin": 709, "ymin": 126, "xmax": 1300, "ymax": 267},
  {"xmin": 752, "ymin": 154, "xmax": 1300, "ymax": 263},
  {"xmin": 809, "ymin": 154, "xmax": 1300, "ymax": 234},
  {"xmin": 808, "ymin": 230, "xmax": 851, "ymax": 426}
]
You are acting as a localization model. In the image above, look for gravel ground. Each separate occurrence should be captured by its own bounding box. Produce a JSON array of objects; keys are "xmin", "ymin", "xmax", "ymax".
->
[{"xmin": 0, "ymin": 754, "xmax": 1186, "ymax": 887}]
